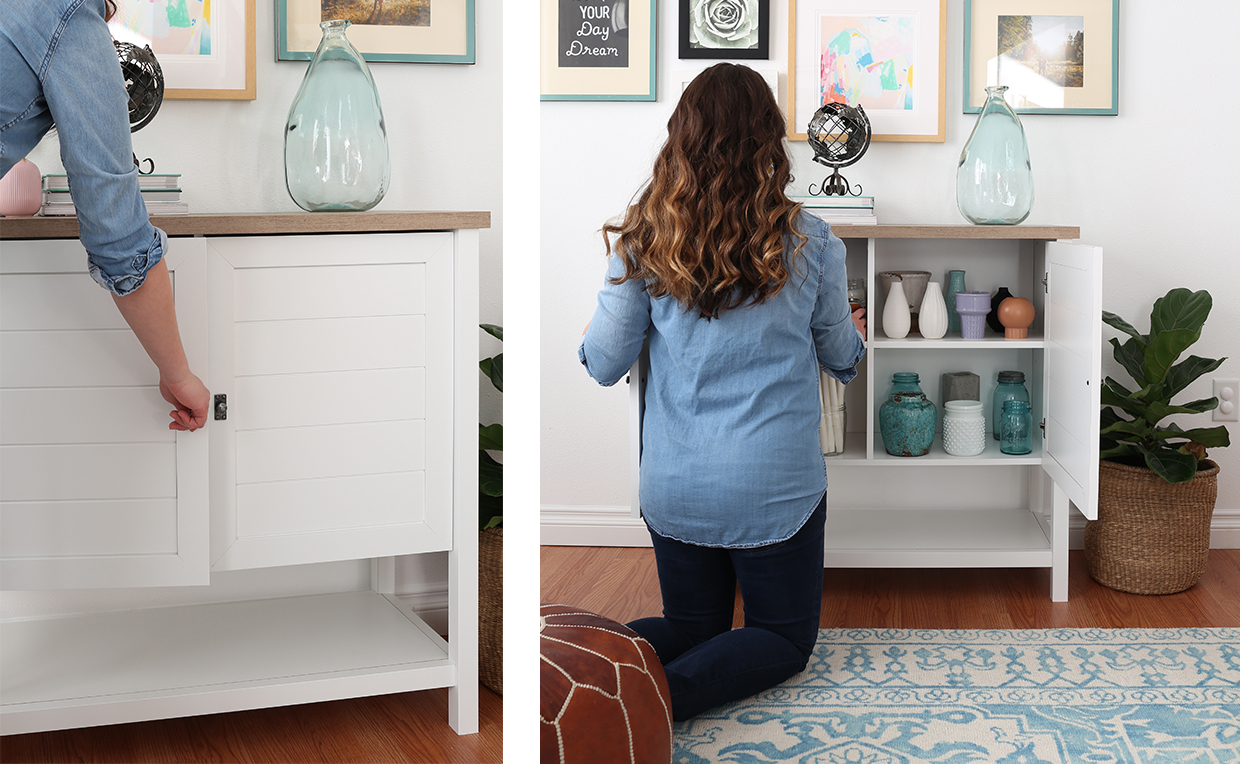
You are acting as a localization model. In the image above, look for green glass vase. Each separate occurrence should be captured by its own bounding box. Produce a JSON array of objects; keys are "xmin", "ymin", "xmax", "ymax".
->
[
  {"xmin": 284, "ymin": 20, "xmax": 390, "ymax": 212},
  {"xmin": 956, "ymin": 86, "xmax": 1033, "ymax": 225}
]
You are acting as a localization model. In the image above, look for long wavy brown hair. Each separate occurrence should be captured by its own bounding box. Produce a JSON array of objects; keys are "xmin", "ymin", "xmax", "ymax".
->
[
  {"xmin": 603, "ymin": 63, "xmax": 806, "ymax": 319},
  {"xmin": 105, "ymin": 0, "xmax": 117, "ymax": 21}
]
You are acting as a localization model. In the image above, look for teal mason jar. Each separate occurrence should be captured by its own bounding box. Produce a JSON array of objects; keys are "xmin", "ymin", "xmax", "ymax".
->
[
  {"xmin": 992, "ymin": 370, "xmax": 1030, "ymax": 440},
  {"xmin": 879, "ymin": 372, "xmax": 937, "ymax": 457},
  {"xmin": 1000, "ymin": 399, "xmax": 1033, "ymax": 455}
]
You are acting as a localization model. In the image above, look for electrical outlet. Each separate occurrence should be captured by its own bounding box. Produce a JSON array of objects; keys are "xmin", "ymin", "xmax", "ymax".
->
[{"xmin": 1214, "ymin": 378, "xmax": 1239, "ymax": 422}]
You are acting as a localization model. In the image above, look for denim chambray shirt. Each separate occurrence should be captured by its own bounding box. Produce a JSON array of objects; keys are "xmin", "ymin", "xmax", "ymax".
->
[
  {"xmin": 1, "ymin": 0, "xmax": 166, "ymax": 296},
  {"xmin": 580, "ymin": 211, "xmax": 865, "ymax": 548}
]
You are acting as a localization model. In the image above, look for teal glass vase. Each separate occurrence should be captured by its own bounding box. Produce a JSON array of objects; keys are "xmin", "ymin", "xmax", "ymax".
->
[
  {"xmin": 284, "ymin": 20, "xmax": 390, "ymax": 212},
  {"xmin": 957, "ymin": 86, "xmax": 1033, "ymax": 225},
  {"xmin": 944, "ymin": 269, "xmax": 966, "ymax": 334}
]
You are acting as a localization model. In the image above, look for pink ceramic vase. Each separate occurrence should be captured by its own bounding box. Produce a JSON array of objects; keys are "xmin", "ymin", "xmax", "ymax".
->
[
  {"xmin": 0, "ymin": 158, "xmax": 42, "ymax": 217},
  {"xmin": 0, "ymin": 158, "xmax": 43, "ymax": 217}
]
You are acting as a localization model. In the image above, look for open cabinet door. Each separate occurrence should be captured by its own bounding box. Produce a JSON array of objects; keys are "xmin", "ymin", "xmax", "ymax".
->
[
  {"xmin": 1041, "ymin": 241, "xmax": 1103, "ymax": 521},
  {"xmin": 628, "ymin": 346, "xmax": 648, "ymax": 519},
  {"xmin": 0, "ymin": 239, "xmax": 210, "ymax": 589}
]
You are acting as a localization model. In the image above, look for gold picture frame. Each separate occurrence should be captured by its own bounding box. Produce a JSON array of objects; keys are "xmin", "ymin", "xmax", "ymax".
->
[
  {"xmin": 108, "ymin": 0, "xmax": 256, "ymax": 100},
  {"xmin": 788, "ymin": 0, "xmax": 945, "ymax": 142}
]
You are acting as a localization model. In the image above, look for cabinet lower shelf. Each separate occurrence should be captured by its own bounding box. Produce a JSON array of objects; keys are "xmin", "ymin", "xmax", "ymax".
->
[
  {"xmin": 823, "ymin": 509, "xmax": 1052, "ymax": 568},
  {"xmin": 0, "ymin": 590, "xmax": 453, "ymax": 735}
]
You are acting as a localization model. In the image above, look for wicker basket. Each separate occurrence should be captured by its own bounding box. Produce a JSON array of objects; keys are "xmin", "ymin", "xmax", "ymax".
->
[
  {"xmin": 479, "ymin": 527, "xmax": 503, "ymax": 694},
  {"xmin": 1085, "ymin": 459, "xmax": 1219, "ymax": 595}
]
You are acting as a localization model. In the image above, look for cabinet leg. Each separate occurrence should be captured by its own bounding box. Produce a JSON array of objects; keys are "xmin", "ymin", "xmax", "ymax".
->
[{"xmin": 1051, "ymin": 483, "xmax": 1069, "ymax": 602}]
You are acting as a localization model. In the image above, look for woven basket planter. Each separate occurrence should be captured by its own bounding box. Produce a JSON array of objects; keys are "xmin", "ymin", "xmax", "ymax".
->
[
  {"xmin": 479, "ymin": 527, "xmax": 503, "ymax": 694},
  {"xmin": 1085, "ymin": 459, "xmax": 1219, "ymax": 595}
]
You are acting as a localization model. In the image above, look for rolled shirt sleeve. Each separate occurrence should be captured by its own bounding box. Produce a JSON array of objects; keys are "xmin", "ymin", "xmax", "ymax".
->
[
  {"xmin": 810, "ymin": 223, "xmax": 865, "ymax": 384},
  {"xmin": 579, "ymin": 254, "xmax": 652, "ymax": 387}
]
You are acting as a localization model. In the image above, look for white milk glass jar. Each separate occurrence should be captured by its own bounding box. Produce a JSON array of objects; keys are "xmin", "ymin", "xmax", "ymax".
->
[{"xmin": 942, "ymin": 400, "xmax": 986, "ymax": 456}]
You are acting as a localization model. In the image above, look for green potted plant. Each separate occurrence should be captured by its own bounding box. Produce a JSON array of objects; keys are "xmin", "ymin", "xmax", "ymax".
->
[
  {"xmin": 1090, "ymin": 288, "xmax": 1230, "ymax": 594},
  {"xmin": 478, "ymin": 324, "xmax": 503, "ymax": 694}
]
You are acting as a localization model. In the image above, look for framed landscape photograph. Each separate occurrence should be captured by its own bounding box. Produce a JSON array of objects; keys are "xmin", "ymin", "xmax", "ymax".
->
[
  {"xmin": 789, "ymin": 0, "xmax": 945, "ymax": 142},
  {"xmin": 277, "ymin": 0, "xmax": 475, "ymax": 63},
  {"xmin": 108, "ymin": 0, "xmax": 256, "ymax": 99},
  {"xmin": 679, "ymin": 0, "xmax": 769, "ymax": 60},
  {"xmin": 541, "ymin": 0, "xmax": 657, "ymax": 101},
  {"xmin": 964, "ymin": 0, "xmax": 1118, "ymax": 114}
]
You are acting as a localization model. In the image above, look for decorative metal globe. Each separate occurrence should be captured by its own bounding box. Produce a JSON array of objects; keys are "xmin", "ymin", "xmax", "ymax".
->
[
  {"xmin": 114, "ymin": 41, "xmax": 164, "ymax": 133},
  {"xmin": 806, "ymin": 102, "xmax": 871, "ymax": 196}
]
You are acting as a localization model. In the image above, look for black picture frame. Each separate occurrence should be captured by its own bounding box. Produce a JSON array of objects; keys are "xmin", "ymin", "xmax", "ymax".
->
[{"xmin": 678, "ymin": 0, "xmax": 769, "ymax": 60}]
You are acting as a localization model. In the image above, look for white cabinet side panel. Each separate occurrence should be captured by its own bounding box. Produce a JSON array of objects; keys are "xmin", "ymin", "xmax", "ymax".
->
[
  {"xmin": 234, "ymin": 369, "xmax": 425, "ymax": 431},
  {"xmin": 1042, "ymin": 242, "xmax": 1103, "ymax": 520}
]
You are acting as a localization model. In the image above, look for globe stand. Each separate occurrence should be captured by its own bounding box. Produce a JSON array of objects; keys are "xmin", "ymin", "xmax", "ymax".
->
[
  {"xmin": 805, "ymin": 102, "xmax": 872, "ymax": 198},
  {"xmin": 114, "ymin": 41, "xmax": 164, "ymax": 176}
]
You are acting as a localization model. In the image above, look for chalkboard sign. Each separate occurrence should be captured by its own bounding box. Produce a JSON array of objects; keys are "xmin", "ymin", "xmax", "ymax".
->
[{"xmin": 558, "ymin": 0, "xmax": 629, "ymax": 68}]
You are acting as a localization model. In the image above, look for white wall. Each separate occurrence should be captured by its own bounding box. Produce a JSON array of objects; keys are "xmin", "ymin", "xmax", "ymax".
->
[
  {"xmin": 5, "ymin": 0, "xmax": 502, "ymax": 616},
  {"xmin": 540, "ymin": 1, "xmax": 1240, "ymax": 539}
]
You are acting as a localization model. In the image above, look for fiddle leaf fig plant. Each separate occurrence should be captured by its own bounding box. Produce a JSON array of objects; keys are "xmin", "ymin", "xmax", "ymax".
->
[
  {"xmin": 1099, "ymin": 288, "xmax": 1230, "ymax": 484},
  {"xmin": 479, "ymin": 324, "xmax": 503, "ymax": 530}
]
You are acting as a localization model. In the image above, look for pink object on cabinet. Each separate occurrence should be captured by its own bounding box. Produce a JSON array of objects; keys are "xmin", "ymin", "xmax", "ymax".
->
[{"xmin": 0, "ymin": 158, "xmax": 43, "ymax": 217}]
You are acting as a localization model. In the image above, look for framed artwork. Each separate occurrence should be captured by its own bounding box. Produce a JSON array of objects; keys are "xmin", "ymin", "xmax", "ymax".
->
[
  {"xmin": 679, "ymin": 0, "xmax": 769, "ymax": 60},
  {"xmin": 788, "ymin": 0, "xmax": 945, "ymax": 142},
  {"xmin": 964, "ymin": 0, "xmax": 1118, "ymax": 115},
  {"xmin": 276, "ymin": 0, "xmax": 475, "ymax": 63},
  {"xmin": 541, "ymin": 0, "xmax": 657, "ymax": 101},
  {"xmin": 108, "ymin": 0, "xmax": 256, "ymax": 99}
]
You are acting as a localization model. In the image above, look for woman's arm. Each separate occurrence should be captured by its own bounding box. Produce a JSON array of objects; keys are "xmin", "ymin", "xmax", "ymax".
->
[{"xmin": 579, "ymin": 255, "xmax": 651, "ymax": 386}]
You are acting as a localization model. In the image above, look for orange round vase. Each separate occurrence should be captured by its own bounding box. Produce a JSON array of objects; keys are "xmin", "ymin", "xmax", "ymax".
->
[{"xmin": 997, "ymin": 296, "xmax": 1035, "ymax": 339}]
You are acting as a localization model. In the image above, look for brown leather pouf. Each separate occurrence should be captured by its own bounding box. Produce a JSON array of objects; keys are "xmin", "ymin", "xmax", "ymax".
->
[{"xmin": 540, "ymin": 604, "xmax": 672, "ymax": 764}]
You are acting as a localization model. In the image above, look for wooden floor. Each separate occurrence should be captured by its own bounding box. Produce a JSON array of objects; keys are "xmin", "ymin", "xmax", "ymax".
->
[
  {"xmin": 541, "ymin": 546, "xmax": 1240, "ymax": 629},
  {"xmin": 0, "ymin": 686, "xmax": 502, "ymax": 764}
]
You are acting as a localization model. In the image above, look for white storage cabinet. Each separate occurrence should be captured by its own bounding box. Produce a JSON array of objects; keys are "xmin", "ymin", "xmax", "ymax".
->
[
  {"xmin": 0, "ymin": 212, "xmax": 485, "ymax": 735},
  {"xmin": 630, "ymin": 225, "xmax": 1101, "ymax": 602}
]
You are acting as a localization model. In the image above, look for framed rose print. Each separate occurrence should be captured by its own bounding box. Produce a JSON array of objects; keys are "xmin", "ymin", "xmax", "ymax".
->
[
  {"xmin": 789, "ymin": 0, "xmax": 945, "ymax": 142},
  {"xmin": 964, "ymin": 0, "xmax": 1118, "ymax": 115},
  {"xmin": 679, "ymin": 0, "xmax": 769, "ymax": 60},
  {"xmin": 541, "ymin": 0, "xmax": 657, "ymax": 100}
]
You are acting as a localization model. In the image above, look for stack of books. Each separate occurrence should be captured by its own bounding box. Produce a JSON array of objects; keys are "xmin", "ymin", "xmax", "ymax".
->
[
  {"xmin": 793, "ymin": 194, "xmax": 877, "ymax": 226},
  {"xmin": 40, "ymin": 174, "xmax": 189, "ymax": 216}
]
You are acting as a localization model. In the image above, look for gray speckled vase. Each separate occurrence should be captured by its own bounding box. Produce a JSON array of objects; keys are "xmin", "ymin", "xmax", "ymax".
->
[{"xmin": 879, "ymin": 372, "xmax": 937, "ymax": 457}]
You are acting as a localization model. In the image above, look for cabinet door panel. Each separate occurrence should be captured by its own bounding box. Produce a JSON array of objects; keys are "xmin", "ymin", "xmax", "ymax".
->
[
  {"xmin": 1042, "ymin": 242, "xmax": 1103, "ymax": 521},
  {"xmin": 0, "ymin": 240, "xmax": 209, "ymax": 589},
  {"xmin": 234, "ymin": 369, "xmax": 425, "ymax": 430},
  {"xmin": 234, "ymin": 315, "xmax": 425, "ymax": 376},
  {"xmin": 235, "ymin": 420, "xmax": 426, "ymax": 484},
  {"xmin": 208, "ymin": 234, "xmax": 454, "ymax": 571}
]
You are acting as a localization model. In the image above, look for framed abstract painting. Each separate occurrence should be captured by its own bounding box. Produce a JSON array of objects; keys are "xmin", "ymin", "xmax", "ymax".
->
[
  {"xmin": 964, "ymin": 0, "xmax": 1118, "ymax": 115},
  {"xmin": 788, "ymin": 0, "xmax": 945, "ymax": 142},
  {"xmin": 541, "ymin": 0, "xmax": 657, "ymax": 100},
  {"xmin": 107, "ymin": 0, "xmax": 256, "ymax": 99},
  {"xmin": 679, "ymin": 0, "xmax": 770, "ymax": 60},
  {"xmin": 277, "ymin": 0, "xmax": 475, "ymax": 63}
]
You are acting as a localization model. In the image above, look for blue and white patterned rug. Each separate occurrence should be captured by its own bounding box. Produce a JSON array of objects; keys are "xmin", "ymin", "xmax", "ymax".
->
[{"xmin": 673, "ymin": 628, "xmax": 1240, "ymax": 763}]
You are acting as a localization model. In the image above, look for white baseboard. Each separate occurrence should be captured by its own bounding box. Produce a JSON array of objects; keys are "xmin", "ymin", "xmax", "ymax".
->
[{"xmin": 542, "ymin": 505, "xmax": 1240, "ymax": 551}]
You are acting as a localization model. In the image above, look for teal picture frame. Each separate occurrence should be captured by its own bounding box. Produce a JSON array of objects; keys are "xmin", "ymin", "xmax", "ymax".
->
[
  {"xmin": 963, "ymin": 0, "xmax": 1117, "ymax": 115},
  {"xmin": 277, "ymin": 0, "xmax": 475, "ymax": 64},
  {"xmin": 541, "ymin": 0, "xmax": 658, "ymax": 101}
]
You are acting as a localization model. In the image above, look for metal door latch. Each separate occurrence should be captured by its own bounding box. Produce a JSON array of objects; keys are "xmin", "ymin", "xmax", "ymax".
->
[
  {"xmin": 214, "ymin": 394, "xmax": 228, "ymax": 421},
  {"xmin": 1040, "ymin": 419, "xmax": 1046, "ymax": 438}
]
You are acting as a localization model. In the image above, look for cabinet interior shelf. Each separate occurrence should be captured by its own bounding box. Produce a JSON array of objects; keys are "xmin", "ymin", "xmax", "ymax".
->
[
  {"xmin": 0, "ymin": 591, "xmax": 452, "ymax": 735},
  {"xmin": 822, "ymin": 435, "xmax": 1042, "ymax": 465},
  {"xmin": 822, "ymin": 509, "xmax": 1052, "ymax": 568},
  {"xmin": 871, "ymin": 332, "xmax": 1044, "ymax": 349}
]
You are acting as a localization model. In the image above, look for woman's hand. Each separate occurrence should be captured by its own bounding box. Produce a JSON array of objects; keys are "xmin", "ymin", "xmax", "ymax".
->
[
  {"xmin": 160, "ymin": 372, "xmax": 210, "ymax": 431},
  {"xmin": 851, "ymin": 308, "xmax": 866, "ymax": 340}
]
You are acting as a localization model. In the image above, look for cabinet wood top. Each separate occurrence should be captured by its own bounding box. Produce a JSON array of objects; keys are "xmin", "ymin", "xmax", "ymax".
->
[
  {"xmin": 826, "ymin": 224, "xmax": 1079, "ymax": 240},
  {"xmin": 0, "ymin": 211, "xmax": 491, "ymax": 239}
]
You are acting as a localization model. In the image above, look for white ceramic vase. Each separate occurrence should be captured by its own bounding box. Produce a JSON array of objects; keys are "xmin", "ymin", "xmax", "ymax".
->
[
  {"xmin": 882, "ymin": 279, "xmax": 911, "ymax": 339},
  {"xmin": 0, "ymin": 158, "xmax": 42, "ymax": 217},
  {"xmin": 919, "ymin": 281, "xmax": 948, "ymax": 340}
]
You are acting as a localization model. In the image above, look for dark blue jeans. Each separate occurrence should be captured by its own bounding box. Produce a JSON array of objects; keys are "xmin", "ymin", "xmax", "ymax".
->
[{"xmin": 627, "ymin": 495, "xmax": 826, "ymax": 721}]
